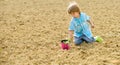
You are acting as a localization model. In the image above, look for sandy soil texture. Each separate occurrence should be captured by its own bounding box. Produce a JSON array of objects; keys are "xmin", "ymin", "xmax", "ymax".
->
[{"xmin": 0, "ymin": 0, "xmax": 120, "ymax": 65}]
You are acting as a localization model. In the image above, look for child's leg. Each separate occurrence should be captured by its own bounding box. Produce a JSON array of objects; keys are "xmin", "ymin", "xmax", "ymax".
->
[
  {"xmin": 82, "ymin": 35, "xmax": 95, "ymax": 43},
  {"xmin": 74, "ymin": 36, "xmax": 83, "ymax": 45}
]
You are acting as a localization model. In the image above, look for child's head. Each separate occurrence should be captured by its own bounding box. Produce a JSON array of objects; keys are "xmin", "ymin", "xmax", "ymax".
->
[{"xmin": 67, "ymin": 2, "xmax": 80, "ymax": 18}]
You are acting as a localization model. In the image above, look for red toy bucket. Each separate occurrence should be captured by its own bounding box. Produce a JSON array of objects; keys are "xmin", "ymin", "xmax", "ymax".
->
[{"xmin": 61, "ymin": 40, "xmax": 70, "ymax": 50}]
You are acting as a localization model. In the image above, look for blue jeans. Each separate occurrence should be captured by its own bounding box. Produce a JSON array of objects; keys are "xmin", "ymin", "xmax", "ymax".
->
[{"xmin": 74, "ymin": 35, "xmax": 95, "ymax": 45}]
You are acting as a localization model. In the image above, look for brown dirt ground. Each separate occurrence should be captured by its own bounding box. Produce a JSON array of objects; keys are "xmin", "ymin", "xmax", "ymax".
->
[{"xmin": 0, "ymin": 0, "xmax": 120, "ymax": 65}]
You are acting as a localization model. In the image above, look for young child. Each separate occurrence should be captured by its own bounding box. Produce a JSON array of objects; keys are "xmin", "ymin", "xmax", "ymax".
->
[{"xmin": 67, "ymin": 2, "xmax": 103, "ymax": 45}]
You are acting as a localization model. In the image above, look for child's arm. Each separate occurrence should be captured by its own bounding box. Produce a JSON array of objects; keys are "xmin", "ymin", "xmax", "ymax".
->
[
  {"xmin": 87, "ymin": 20, "xmax": 94, "ymax": 28},
  {"xmin": 68, "ymin": 30, "xmax": 74, "ymax": 42}
]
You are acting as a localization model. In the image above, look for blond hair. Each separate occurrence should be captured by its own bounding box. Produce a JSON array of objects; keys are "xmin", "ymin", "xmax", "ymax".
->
[{"xmin": 67, "ymin": 2, "xmax": 80, "ymax": 14}]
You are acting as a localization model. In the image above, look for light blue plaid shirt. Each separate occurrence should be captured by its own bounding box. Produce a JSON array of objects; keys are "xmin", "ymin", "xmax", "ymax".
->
[{"xmin": 69, "ymin": 12, "xmax": 93, "ymax": 38}]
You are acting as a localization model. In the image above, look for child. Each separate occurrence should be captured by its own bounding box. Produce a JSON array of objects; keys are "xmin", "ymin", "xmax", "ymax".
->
[{"xmin": 67, "ymin": 2, "xmax": 103, "ymax": 45}]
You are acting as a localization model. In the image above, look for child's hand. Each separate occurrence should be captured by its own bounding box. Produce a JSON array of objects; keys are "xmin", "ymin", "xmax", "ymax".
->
[
  {"xmin": 88, "ymin": 20, "xmax": 95, "ymax": 28},
  {"xmin": 91, "ymin": 24, "xmax": 95, "ymax": 28}
]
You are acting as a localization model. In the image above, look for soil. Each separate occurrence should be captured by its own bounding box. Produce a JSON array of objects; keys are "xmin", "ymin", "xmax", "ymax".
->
[{"xmin": 0, "ymin": 0, "xmax": 120, "ymax": 65}]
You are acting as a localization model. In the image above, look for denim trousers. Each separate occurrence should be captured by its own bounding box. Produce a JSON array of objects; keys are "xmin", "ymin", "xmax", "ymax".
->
[{"xmin": 74, "ymin": 35, "xmax": 95, "ymax": 45}]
